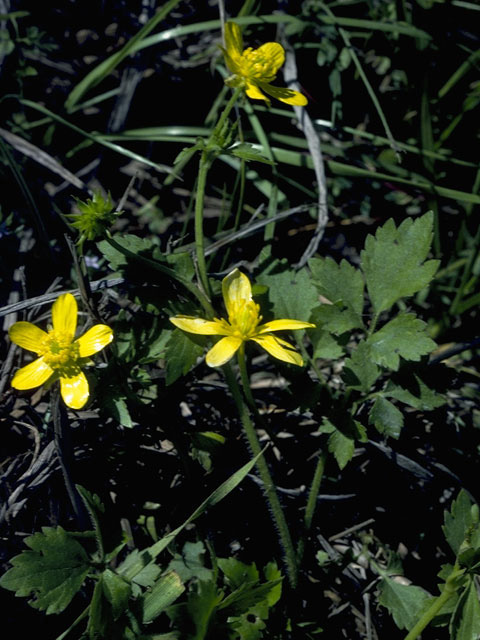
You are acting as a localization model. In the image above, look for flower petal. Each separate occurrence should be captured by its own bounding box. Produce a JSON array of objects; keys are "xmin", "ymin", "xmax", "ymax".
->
[
  {"xmin": 222, "ymin": 269, "xmax": 253, "ymax": 318},
  {"xmin": 255, "ymin": 42, "xmax": 285, "ymax": 76},
  {"xmin": 224, "ymin": 21, "xmax": 243, "ymax": 60},
  {"xmin": 8, "ymin": 321, "xmax": 48, "ymax": 353},
  {"xmin": 52, "ymin": 293, "xmax": 77, "ymax": 337},
  {"xmin": 258, "ymin": 82, "xmax": 308, "ymax": 106},
  {"xmin": 251, "ymin": 334, "xmax": 304, "ymax": 366},
  {"xmin": 170, "ymin": 316, "xmax": 230, "ymax": 336},
  {"xmin": 206, "ymin": 336, "xmax": 243, "ymax": 367},
  {"xmin": 257, "ymin": 319, "xmax": 316, "ymax": 334},
  {"xmin": 60, "ymin": 371, "xmax": 89, "ymax": 409},
  {"xmin": 11, "ymin": 357, "xmax": 53, "ymax": 390},
  {"xmin": 76, "ymin": 324, "xmax": 113, "ymax": 357},
  {"xmin": 245, "ymin": 80, "xmax": 269, "ymax": 102}
]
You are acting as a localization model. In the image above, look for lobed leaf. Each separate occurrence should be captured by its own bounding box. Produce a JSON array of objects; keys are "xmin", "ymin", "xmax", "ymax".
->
[
  {"xmin": 378, "ymin": 577, "xmax": 431, "ymax": 631},
  {"xmin": 367, "ymin": 313, "xmax": 437, "ymax": 370},
  {"xmin": 309, "ymin": 256, "xmax": 364, "ymax": 318},
  {"xmin": 360, "ymin": 212, "xmax": 439, "ymax": 314},
  {"xmin": 369, "ymin": 396, "xmax": 404, "ymax": 439},
  {"xmin": 0, "ymin": 526, "xmax": 90, "ymax": 614}
]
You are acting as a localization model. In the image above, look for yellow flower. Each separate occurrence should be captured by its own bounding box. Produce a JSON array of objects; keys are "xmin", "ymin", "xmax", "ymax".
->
[
  {"xmin": 8, "ymin": 293, "xmax": 113, "ymax": 409},
  {"xmin": 221, "ymin": 21, "xmax": 308, "ymax": 107},
  {"xmin": 170, "ymin": 269, "xmax": 315, "ymax": 367}
]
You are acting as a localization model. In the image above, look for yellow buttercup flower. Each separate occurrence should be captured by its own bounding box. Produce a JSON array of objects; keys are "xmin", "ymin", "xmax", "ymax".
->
[
  {"xmin": 170, "ymin": 269, "xmax": 315, "ymax": 367},
  {"xmin": 221, "ymin": 21, "xmax": 308, "ymax": 106},
  {"xmin": 8, "ymin": 293, "xmax": 113, "ymax": 409}
]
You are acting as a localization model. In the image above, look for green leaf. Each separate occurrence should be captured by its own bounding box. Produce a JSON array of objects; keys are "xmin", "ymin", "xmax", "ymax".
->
[
  {"xmin": 97, "ymin": 234, "xmax": 153, "ymax": 271},
  {"xmin": 167, "ymin": 541, "xmax": 213, "ymax": 583},
  {"xmin": 105, "ymin": 395, "xmax": 133, "ymax": 428},
  {"xmin": 310, "ymin": 327, "xmax": 344, "ymax": 360},
  {"xmin": 102, "ymin": 569, "xmax": 131, "ymax": 621},
  {"xmin": 360, "ymin": 212, "xmax": 439, "ymax": 314},
  {"xmin": 218, "ymin": 558, "xmax": 260, "ymax": 588},
  {"xmin": 310, "ymin": 303, "xmax": 362, "ymax": 337},
  {"xmin": 187, "ymin": 578, "xmax": 224, "ymax": 638},
  {"xmin": 343, "ymin": 341, "xmax": 380, "ymax": 392},
  {"xmin": 367, "ymin": 313, "xmax": 436, "ymax": 370},
  {"xmin": 227, "ymin": 143, "xmax": 275, "ymax": 165},
  {"xmin": 142, "ymin": 571, "xmax": 185, "ymax": 624},
  {"xmin": 443, "ymin": 491, "xmax": 478, "ymax": 555},
  {"xmin": 309, "ymin": 256, "xmax": 364, "ymax": 318},
  {"xmin": 450, "ymin": 579, "xmax": 480, "ymax": 640},
  {"xmin": 257, "ymin": 267, "xmax": 318, "ymax": 324},
  {"xmin": 263, "ymin": 562, "xmax": 282, "ymax": 607},
  {"xmin": 0, "ymin": 526, "xmax": 90, "ymax": 614},
  {"xmin": 369, "ymin": 397, "xmax": 404, "ymax": 439},
  {"xmin": 165, "ymin": 329, "xmax": 205, "ymax": 385},
  {"xmin": 378, "ymin": 577, "xmax": 431, "ymax": 630},
  {"xmin": 87, "ymin": 577, "xmax": 107, "ymax": 639},
  {"xmin": 327, "ymin": 429, "xmax": 354, "ymax": 470},
  {"xmin": 384, "ymin": 374, "xmax": 446, "ymax": 410},
  {"xmin": 320, "ymin": 418, "xmax": 366, "ymax": 469}
]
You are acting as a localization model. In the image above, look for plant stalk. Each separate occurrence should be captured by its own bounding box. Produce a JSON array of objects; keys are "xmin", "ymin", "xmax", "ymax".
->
[{"xmin": 225, "ymin": 350, "xmax": 298, "ymax": 588}]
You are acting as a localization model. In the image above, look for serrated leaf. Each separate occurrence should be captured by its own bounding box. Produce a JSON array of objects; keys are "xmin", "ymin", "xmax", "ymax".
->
[
  {"xmin": 168, "ymin": 541, "xmax": 212, "ymax": 583},
  {"xmin": 443, "ymin": 491, "xmax": 476, "ymax": 555},
  {"xmin": 310, "ymin": 303, "xmax": 362, "ymax": 336},
  {"xmin": 228, "ymin": 608, "xmax": 267, "ymax": 640},
  {"xmin": 87, "ymin": 577, "xmax": 107, "ymax": 639},
  {"xmin": 378, "ymin": 577, "xmax": 431, "ymax": 630},
  {"xmin": 367, "ymin": 313, "xmax": 436, "ymax": 370},
  {"xmin": 384, "ymin": 374, "xmax": 446, "ymax": 410},
  {"xmin": 106, "ymin": 395, "xmax": 133, "ymax": 428},
  {"xmin": 257, "ymin": 268, "xmax": 318, "ymax": 325},
  {"xmin": 369, "ymin": 397, "xmax": 404, "ymax": 439},
  {"xmin": 102, "ymin": 568, "xmax": 131, "ymax": 621},
  {"xmin": 263, "ymin": 562, "xmax": 282, "ymax": 607},
  {"xmin": 165, "ymin": 329, "xmax": 205, "ymax": 385},
  {"xmin": 184, "ymin": 578, "xmax": 224, "ymax": 638},
  {"xmin": 321, "ymin": 417, "xmax": 366, "ymax": 469},
  {"xmin": 166, "ymin": 251, "xmax": 195, "ymax": 281},
  {"xmin": 343, "ymin": 341, "xmax": 380, "ymax": 392},
  {"xmin": 142, "ymin": 571, "xmax": 185, "ymax": 624},
  {"xmin": 97, "ymin": 234, "xmax": 153, "ymax": 271},
  {"xmin": 218, "ymin": 558, "xmax": 259, "ymax": 589},
  {"xmin": 361, "ymin": 212, "xmax": 439, "ymax": 314},
  {"xmin": 228, "ymin": 143, "xmax": 275, "ymax": 165},
  {"xmin": 309, "ymin": 256, "xmax": 364, "ymax": 318},
  {"xmin": 219, "ymin": 579, "xmax": 283, "ymax": 616},
  {"xmin": 450, "ymin": 579, "xmax": 480, "ymax": 640},
  {"xmin": 310, "ymin": 327, "xmax": 344, "ymax": 359},
  {"xmin": 0, "ymin": 526, "xmax": 90, "ymax": 614}
]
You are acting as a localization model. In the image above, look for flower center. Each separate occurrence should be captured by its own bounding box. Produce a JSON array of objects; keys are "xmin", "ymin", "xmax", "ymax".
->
[
  {"xmin": 239, "ymin": 47, "xmax": 277, "ymax": 81},
  {"xmin": 40, "ymin": 330, "xmax": 80, "ymax": 375},
  {"xmin": 228, "ymin": 300, "xmax": 262, "ymax": 338}
]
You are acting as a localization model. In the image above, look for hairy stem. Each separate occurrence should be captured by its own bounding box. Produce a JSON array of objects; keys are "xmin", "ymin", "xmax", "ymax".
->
[{"xmin": 225, "ymin": 352, "xmax": 298, "ymax": 587}]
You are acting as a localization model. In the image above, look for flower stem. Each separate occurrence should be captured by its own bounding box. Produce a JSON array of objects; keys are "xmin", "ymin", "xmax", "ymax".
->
[
  {"xmin": 194, "ymin": 149, "xmax": 212, "ymax": 297},
  {"xmin": 194, "ymin": 86, "xmax": 243, "ymax": 297},
  {"xmin": 226, "ymin": 351, "xmax": 298, "ymax": 588},
  {"xmin": 51, "ymin": 387, "xmax": 88, "ymax": 528}
]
